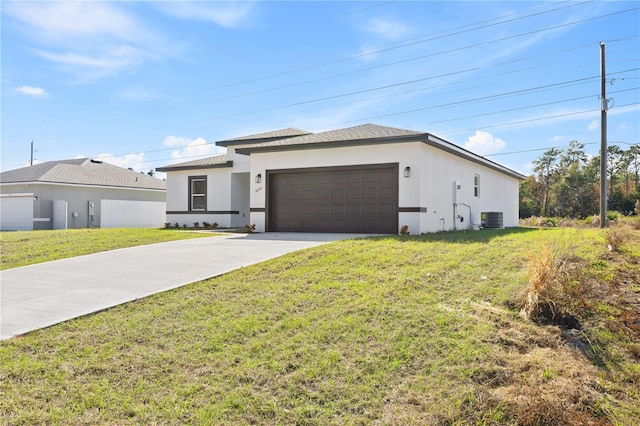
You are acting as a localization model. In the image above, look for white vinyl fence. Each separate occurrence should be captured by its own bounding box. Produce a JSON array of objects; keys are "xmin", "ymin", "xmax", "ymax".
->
[{"xmin": 100, "ymin": 199, "xmax": 166, "ymax": 228}]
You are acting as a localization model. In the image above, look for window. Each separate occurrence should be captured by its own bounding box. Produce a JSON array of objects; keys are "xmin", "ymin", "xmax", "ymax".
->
[
  {"xmin": 189, "ymin": 176, "xmax": 207, "ymax": 211},
  {"xmin": 474, "ymin": 174, "xmax": 480, "ymax": 197}
]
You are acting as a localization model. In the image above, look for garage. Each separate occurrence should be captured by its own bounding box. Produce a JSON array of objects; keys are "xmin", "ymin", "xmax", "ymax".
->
[
  {"xmin": 0, "ymin": 193, "xmax": 34, "ymax": 231},
  {"xmin": 267, "ymin": 164, "xmax": 398, "ymax": 233}
]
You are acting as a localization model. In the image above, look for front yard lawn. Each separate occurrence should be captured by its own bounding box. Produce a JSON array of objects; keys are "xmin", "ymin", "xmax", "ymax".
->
[
  {"xmin": 0, "ymin": 228, "xmax": 218, "ymax": 270},
  {"xmin": 1, "ymin": 228, "xmax": 639, "ymax": 424}
]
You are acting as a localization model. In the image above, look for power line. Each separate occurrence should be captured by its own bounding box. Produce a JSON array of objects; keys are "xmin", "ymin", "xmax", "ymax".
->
[{"xmin": 24, "ymin": 2, "xmax": 636, "ymax": 132}]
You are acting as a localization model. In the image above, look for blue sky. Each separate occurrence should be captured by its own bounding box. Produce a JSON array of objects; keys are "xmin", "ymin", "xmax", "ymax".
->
[{"xmin": 2, "ymin": 1, "xmax": 639, "ymax": 179}]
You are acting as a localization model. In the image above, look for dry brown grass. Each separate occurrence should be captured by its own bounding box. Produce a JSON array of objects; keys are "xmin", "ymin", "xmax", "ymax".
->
[
  {"xmin": 603, "ymin": 226, "xmax": 632, "ymax": 252},
  {"xmin": 520, "ymin": 236, "xmax": 587, "ymax": 327}
]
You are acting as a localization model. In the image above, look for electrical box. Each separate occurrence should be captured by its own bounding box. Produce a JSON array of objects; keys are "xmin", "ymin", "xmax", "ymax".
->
[
  {"xmin": 88, "ymin": 201, "xmax": 95, "ymax": 215},
  {"xmin": 481, "ymin": 212, "xmax": 503, "ymax": 229},
  {"xmin": 72, "ymin": 212, "xmax": 79, "ymax": 218}
]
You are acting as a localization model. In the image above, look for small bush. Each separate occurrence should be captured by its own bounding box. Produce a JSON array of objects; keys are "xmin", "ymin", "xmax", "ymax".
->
[
  {"xmin": 182, "ymin": 224, "xmax": 188, "ymax": 229},
  {"xmin": 603, "ymin": 226, "xmax": 630, "ymax": 252},
  {"xmin": 202, "ymin": 222, "xmax": 211, "ymax": 228},
  {"xmin": 164, "ymin": 222, "xmax": 171, "ymax": 228},
  {"xmin": 193, "ymin": 222, "xmax": 200, "ymax": 228},
  {"xmin": 212, "ymin": 222, "xmax": 219, "ymax": 229},
  {"xmin": 520, "ymin": 236, "xmax": 585, "ymax": 327},
  {"xmin": 399, "ymin": 225, "xmax": 410, "ymax": 235},
  {"xmin": 174, "ymin": 223, "xmax": 180, "ymax": 228},
  {"xmin": 245, "ymin": 223, "xmax": 256, "ymax": 233}
]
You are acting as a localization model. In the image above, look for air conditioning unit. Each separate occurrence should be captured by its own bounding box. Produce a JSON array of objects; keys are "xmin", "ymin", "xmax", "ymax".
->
[{"xmin": 481, "ymin": 212, "xmax": 503, "ymax": 229}]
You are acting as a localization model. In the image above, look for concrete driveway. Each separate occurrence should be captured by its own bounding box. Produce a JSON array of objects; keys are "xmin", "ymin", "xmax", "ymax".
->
[{"xmin": 0, "ymin": 232, "xmax": 366, "ymax": 340}]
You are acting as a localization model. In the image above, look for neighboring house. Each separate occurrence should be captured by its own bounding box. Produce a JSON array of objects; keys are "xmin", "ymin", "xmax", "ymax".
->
[
  {"xmin": 157, "ymin": 123, "xmax": 525, "ymax": 234},
  {"xmin": 0, "ymin": 158, "xmax": 166, "ymax": 231}
]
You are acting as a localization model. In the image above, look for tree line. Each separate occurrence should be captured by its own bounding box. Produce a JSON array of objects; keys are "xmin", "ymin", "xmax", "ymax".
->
[{"xmin": 519, "ymin": 142, "xmax": 640, "ymax": 218}]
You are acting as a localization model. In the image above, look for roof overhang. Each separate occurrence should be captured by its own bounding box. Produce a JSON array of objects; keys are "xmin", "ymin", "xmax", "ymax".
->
[
  {"xmin": 236, "ymin": 134, "xmax": 525, "ymax": 180},
  {"xmin": 156, "ymin": 160, "xmax": 234, "ymax": 172}
]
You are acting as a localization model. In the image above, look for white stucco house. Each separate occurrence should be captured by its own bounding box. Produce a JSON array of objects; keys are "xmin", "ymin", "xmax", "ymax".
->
[
  {"xmin": 157, "ymin": 124, "xmax": 525, "ymax": 234},
  {"xmin": 0, "ymin": 158, "xmax": 166, "ymax": 231}
]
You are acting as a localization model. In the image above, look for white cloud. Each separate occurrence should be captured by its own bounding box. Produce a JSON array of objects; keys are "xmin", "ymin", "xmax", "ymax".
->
[
  {"xmin": 587, "ymin": 120, "xmax": 599, "ymax": 131},
  {"xmin": 464, "ymin": 131, "xmax": 506, "ymax": 155},
  {"xmin": 16, "ymin": 85, "xmax": 46, "ymax": 96},
  {"xmin": 550, "ymin": 135, "xmax": 564, "ymax": 142},
  {"xmin": 4, "ymin": 2, "xmax": 176, "ymax": 80},
  {"xmin": 363, "ymin": 18, "xmax": 413, "ymax": 40},
  {"xmin": 96, "ymin": 152, "xmax": 147, "ymax": 172},
  {"xmin": 162, "ymin": 136, "xmax": 225, "ymax": 163},
  {"xmin": 4, "ymin": 2, "xmax": 145, "ymax": 43},
  {"xmin": 154, "ymin": 2, "xmax": 255, "ymax": 28}
]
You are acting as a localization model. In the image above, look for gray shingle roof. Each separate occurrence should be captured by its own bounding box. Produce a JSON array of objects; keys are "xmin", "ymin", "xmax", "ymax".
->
[
  {"xmin": 220, "ymin": 128, "xmax": 311, "ymax": 143},
  {"xmin": 0, "ymin": 158, "xmax": 166, "ymax": 190},
  {"xmin": 236, "ymin": 123, "xmax": 424, "ymax": 151},
  {"xmin": 155, "ymin": 154, "xmax": 231, "ymax": 172}
]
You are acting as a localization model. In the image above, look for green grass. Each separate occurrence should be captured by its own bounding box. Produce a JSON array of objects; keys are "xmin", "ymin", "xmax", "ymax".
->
[
  {"xmin": 0, "ymin": 228, "xmax": 218, "ymax": 270},
  {"xmin": 1, "ymin": 228, "xmax": 639, "ymax": 425}
]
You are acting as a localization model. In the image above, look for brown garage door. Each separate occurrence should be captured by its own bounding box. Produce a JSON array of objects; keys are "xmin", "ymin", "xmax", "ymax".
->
[{"xmin": 267, "ymin": 164, "xmax": 398, "ymax": 234}]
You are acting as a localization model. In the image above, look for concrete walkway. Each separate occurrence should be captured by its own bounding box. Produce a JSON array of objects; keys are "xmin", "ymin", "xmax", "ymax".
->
[{"xmin": 0, "ymin": 233, "xmax": 366, "ymax": 340}]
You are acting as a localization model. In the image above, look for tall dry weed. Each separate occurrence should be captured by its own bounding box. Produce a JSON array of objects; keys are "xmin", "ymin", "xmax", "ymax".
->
[{"xmin": 520, "ymin": 234, "xmax": 585, "ymax": 326}]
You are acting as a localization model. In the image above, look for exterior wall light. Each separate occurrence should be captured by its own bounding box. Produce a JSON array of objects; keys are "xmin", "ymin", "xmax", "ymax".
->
[
  {"xmin": 255, "ymin": 173, "xmax": 262, "ymax": 184},
  {"xmin": 404, "ymin": 167, "xmax": 411, "ymax": 178}
]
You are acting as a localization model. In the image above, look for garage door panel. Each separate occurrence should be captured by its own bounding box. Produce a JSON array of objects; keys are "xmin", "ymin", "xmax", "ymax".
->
[
  {"xmin": 378, "ymin": 170, "xmax": 395, "ymax": 182},
  {"xmin": 379, "ymin": 188, "xmax": 394, "ymax": 198},
  {"xmin": 331, "ymin": 188, "xmax": 345, "ymax": 199},
  {"xmin": 331, "ymin": 174, "xmax": 347, "ymax": 184},
  {"xmin": 362, "ymin": 188, "xmax": 377, "ymax": 199},
  {"xmin": 331, "ymin": 204, "xmax": 345, "ymax": 214},
  {"xmin": 268, "ymin": 164, "xmax": 398, "ymax": 234},
  {"xmin": 347, "ymin": 173, "xmax": 362, "ymax": 183}
]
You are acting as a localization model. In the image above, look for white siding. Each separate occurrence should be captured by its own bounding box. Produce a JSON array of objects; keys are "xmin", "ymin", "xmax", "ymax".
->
[
  {"xmin": 249, "ymin": 141, "xmax": 520, "ymax": 234},
  {"xmin": 164, "ymin": 167, "xmax": 240, "ymax": 228},
  {"xmin": 100, "ymin": 199, "xmax": 166, "ymax": 228},
  {"xmin": 0, "ymin": 193, "xmax": 34, "ymax": 231}
]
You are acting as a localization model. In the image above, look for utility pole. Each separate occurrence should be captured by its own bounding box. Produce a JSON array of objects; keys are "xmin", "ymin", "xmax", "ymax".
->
[
  {"xmin": 30, "ymin": 141, "xmax": 34, "ymax": 166},
  {"xmin": 600, "ymin": 42, "xmax": 608, "ymax": 228}
]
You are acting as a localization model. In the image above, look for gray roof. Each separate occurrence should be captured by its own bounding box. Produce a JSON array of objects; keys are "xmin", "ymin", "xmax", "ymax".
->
[
  {"xmin": 235, "ymin": 123, "xmax": 424, "ymax": 152},
  {"xmin": 155, "ymin": 154, "xmax": 231, "ymax": 172},
  {"xmin": 219, "ymin": 128, "xmax": 311, "ymax": 144},
  {"xmin": 156, "ymin": 123, "xmax": 524, "ymax": 180},
  {"xmin": 234, "ymin": 123, "xmax": 524, "ymax": 180},
  {"xmin": 0, "ymin": 158, "xmax": 166, "ymax": 190}
]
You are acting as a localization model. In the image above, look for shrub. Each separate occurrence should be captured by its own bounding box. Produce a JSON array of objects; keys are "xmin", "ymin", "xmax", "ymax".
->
[
  {"xmin": 603, "ymin": 226, "xmax": 630, "ymax": 252},
  {"xmin": 245, "ymin": 223, "xmax": 256, "ymax": 233},
  {"xmin": 174, "ymin": 223, "xmax": 180, "ymax": 228},
  {"xmin": 202, "ymin": 222, "xmax": 211, "ymax": 228},
  {"xmin": 182, "ymin": 224, "xmax": 188, "ymax": 229},
  {"xmin": 164, "ymin": 222, "xmax": 171, "ymax": 228},
  {"xmin": 193, "ymin": 222, "xmax": 200, "ymax": 228},
  {"xmin": 399, "ymin": 225, "xmax": 410, "ymax": 235},
  {"xmin": 520, "ymin": 235, "xmax": 585, "ymax": 327},
  {"xmin": 212, "ymin": 222, "xmax": 219, "ymax": 229}
]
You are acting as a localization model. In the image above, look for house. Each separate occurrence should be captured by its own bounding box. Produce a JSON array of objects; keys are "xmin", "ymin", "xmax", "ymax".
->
[
  {"xmin": 157, "ymin": 123, "xmax": 525, "ymax": 234},
  {"xmin": 0, "ymin": 158, "xmax": 166, "ymax": 231}
]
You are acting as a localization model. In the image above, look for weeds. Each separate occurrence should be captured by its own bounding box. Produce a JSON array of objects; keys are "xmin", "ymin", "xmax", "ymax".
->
[
  {"xmin": 520, "ymin": 234, "xmax": 586, "ymax": 327},
  {"xmin": 603, "ymin": 226, "xmax": 631, "ymax": 252}
]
